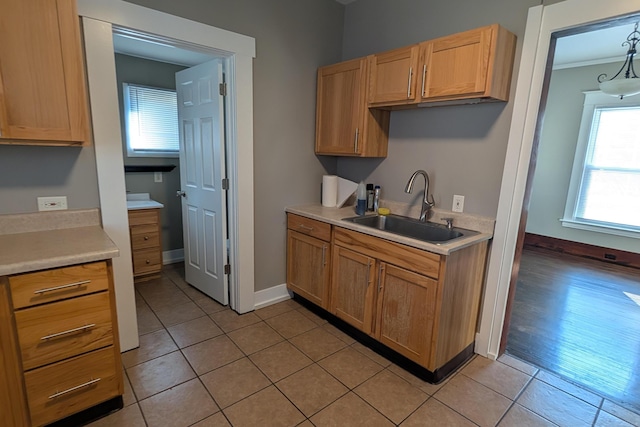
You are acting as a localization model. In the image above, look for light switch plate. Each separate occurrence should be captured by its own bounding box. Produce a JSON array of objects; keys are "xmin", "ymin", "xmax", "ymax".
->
[
  {"xmin": 154, "ymin": 172, "xmax": 163, "ymax": 183},
  {"xmin": 37, "ymin": 196, "xmax": 68, "ymax": 211}
]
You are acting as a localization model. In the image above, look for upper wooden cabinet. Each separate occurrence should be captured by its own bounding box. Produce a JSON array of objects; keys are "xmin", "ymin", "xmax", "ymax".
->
[
  {"xmin": 315, "ymin": 58, "xmax": 390, "ymax": 157},
  {"xmin": 368, "ymin": 45, "xmax": 420, "ymax": 106},
  {"xmin": 0, "ymin": 0, "xmax": 90, "ymax": 146},
  {"xmin": 368, "ymin": 24, "xmax": 516, "ymax": 108}
]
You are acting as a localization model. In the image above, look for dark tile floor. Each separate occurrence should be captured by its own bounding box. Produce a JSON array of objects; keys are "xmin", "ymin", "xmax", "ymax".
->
[{"xmin": 88, "ymin": 263, "xmax": 640, "ymax": 426}]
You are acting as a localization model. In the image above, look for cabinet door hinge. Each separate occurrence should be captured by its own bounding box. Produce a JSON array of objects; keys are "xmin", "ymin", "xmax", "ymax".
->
[
  {"xmin": 224, "ymin": 264, "xmax": 231, "ymax": 275},
  {"xmin": 219, "ymin": 82, "xmax": 227, "ymax": 97},
  {"xmin": 222, "ymin": 178, "xmax": 229, "ymax": 190}
]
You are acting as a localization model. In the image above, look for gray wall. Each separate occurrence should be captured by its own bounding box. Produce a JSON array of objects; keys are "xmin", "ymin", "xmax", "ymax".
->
[
  {"xmin": 125, "ymin": 0, "xmax": 343, "ymax": 291},
  {"xmin": 336, "ymin": 0, "xmax": 547, "ymax": 218},
  {"xmin": 115, "ymin": 53, "xmax": 186, "ymax": 252},
  {"xmin": 525, "ymin": 62, "xmax": 639, "ymax": 253},
  {"xmin": 0, "ymin": 143, "xmax": 100, "ymax": 215}
]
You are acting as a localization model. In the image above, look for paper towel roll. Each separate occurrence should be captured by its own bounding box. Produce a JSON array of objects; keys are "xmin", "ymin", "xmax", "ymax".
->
[{"xmin": 322, "ymin": 175, "xmax": 338, "ymax": 207}]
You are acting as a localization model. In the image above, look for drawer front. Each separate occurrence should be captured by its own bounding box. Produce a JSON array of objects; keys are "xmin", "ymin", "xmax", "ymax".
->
[
  {"xmin": 132, "ymin": 248, "xmax": 162, "ymax": 274},
  {"xmin": 24, "ymin": 346, "xmax": 119, "ymax": 427},
  {"xmin": 9, "ymin": 261, "xmax": 109, "ymax": 309},
  {"xmin": 130, "ymin": 224, "xmax": 160, "ymax": 250},
  {"xmin": 287, "ymin": 213, "xmax": 331, "ymax": 241},
  {"xmin": 16, "ymin": 292, "xmax": 113, "ymax": 371},
  {"xmin": 128, "ymin": 209, "xmax": 159, "ymax": 226}
]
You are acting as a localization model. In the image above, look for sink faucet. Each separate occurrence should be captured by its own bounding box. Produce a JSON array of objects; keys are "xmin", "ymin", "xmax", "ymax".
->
[{"xmin": 404, "ymin": 170, "xmax": 435, "ymax": 222}]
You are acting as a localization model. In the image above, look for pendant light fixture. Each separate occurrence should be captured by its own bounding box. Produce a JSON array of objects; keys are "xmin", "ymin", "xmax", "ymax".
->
[{"xmin": 598, "ymin": 22, "xmax": 640, "ymax": 99}]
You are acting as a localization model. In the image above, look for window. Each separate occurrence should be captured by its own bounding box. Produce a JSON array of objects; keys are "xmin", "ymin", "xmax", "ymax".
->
[
  {"xmin": 123, "ymin": 83, "xmax": 179, "ymax": 157},
  {"xmin": 562, "ymin": 91, "xmax": 640, "ymax": 237}
]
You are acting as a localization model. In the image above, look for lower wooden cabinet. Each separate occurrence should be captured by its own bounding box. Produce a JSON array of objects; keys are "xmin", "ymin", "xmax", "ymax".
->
[
  {"xmin": 286, "ymin": 214, "xmax": 331, "ymax": 309},
  {"xmin": 0, "ymin": 260, "xmax": 123, "ymax": 426},
  {"xmin": 286, "ymin": 212, "xmax": 489, "ymax": 379}
]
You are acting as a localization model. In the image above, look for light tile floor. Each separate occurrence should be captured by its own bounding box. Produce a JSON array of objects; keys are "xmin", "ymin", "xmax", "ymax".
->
[{"xmin": 89, "ymin": 264, "xmax": 640, "ymax": 427}]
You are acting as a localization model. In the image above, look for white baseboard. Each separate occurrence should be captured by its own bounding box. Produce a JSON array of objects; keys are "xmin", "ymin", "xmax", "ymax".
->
[
  {"xmin": 254, "ymin": 283, "xmax": 292, "ymax": 310},
  {"xmin": 163, "ymin": 248, "xmax": 184, "ymax": 265}
]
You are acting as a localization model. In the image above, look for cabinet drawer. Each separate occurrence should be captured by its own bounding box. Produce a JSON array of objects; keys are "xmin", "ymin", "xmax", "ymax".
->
[
  {"xmin": 132, "ymin": 248, "xmax": 162, "ymax": 274},
  {"xmin": 130, "ymin": 224, "xmax": 160, "ymax": 250},
  {"xmin": 287, "ymin": 213, "xmax": 331, "ymax": 241},
  {"xmin": 24, "ymin": 346, "xmax": 119, "ymax": 427},
  {"xmin": 16, "ymin": 292, "xmax": 113, "ymax": 371},
  {"xmin": 128, "ymin": 209, "xmax": 159, "ymax": 226},
  {"xmin": 9, "ymin": 261, "xmax": 109, "ymax": 309}
]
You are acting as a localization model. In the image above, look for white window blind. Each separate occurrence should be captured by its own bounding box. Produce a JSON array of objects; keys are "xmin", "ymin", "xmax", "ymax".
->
[
  {"xmin": 123, "ymin": 83, "xmax": 179, "ymax": 157},
  {"xmin": 562, "ymin": 91, "xmax": 640, "ymax": 236}
]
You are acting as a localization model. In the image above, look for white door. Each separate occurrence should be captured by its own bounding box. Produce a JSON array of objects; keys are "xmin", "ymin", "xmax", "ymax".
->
[{"xmin": 176, "ymin": 59, "xmax": 228, "ymax": 305}]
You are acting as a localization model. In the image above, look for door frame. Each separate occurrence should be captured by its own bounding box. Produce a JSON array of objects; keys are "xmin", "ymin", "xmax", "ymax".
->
[
  {"xmin": 476, "ymin": 0, "xmax": 640, "ymax": 360},
  {"xmin": 78, "ymin": 0, "xmax": 256, "ymax": 352}
]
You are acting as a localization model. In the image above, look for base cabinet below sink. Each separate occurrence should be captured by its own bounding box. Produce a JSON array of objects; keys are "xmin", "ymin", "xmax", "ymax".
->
[{"xmin": 286, "ymin": 212, "xmax": 489, "ymax": 381}]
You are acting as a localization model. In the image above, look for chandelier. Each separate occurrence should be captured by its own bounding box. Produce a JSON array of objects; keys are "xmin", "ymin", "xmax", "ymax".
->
[{"xmin": 598, "ymin": 23, "xmax": 640, "ymax": 99}]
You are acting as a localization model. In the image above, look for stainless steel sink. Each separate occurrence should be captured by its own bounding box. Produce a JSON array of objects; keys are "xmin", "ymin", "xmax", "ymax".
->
[{"xmin": 342, "ymin": 214, "xmax": 476, "ymax": 243}]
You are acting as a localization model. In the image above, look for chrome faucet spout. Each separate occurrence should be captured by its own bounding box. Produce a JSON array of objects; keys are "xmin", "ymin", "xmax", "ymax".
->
[{"xmin": 404, "ymin": 170, "xmax": 435, "ymax": 222}]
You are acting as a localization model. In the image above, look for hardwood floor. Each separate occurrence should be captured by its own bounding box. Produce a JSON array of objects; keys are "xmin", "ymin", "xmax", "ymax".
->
[{"xmin": 506, "ymin": 247, "xmax": 640, "ymax": 412}]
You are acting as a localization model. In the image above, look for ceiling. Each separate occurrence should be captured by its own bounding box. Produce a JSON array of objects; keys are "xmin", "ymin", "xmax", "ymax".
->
[{"xmin": 112, "ymin": 13, "xmax": 637, "ymax": 71}]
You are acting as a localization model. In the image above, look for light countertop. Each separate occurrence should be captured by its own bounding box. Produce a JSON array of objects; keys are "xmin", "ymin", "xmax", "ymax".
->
[
  {"xmin": 0, "ymin": 209, "xmax": 119, "ymax": 276},
  {"xmin": 286, "ymin": 203, "xmax": 494, "ymax": 256},
  {"xmin": 126, "ymin": 193, "xmax": 164, "ymax": 210}
]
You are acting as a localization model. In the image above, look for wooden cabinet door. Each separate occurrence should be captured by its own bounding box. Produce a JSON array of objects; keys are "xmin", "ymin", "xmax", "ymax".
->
[
  {"xmin": 330, "ymin": 246, "xmax": 377, "ymax": 334},
  {"xmin": 374, "ymin": 263, "xmax": 437, "ymax": 366},
  {"xmin": 420, "ymin": 26, "xmax": 492, "ymax": 101},
  {"xmin": 287, "ymin": 230, "xmax": 331, "ymax": 309},
  {"xmin": 315, "ymin": 58, "xmax": 365, "ymax": 156},
  {"xmin": 0, "ymin": 0, "xmax": 89, "ymax": 145},
  {"xmin": 369, "ymin": 45, "xmax": 420, "ymax": 106}
]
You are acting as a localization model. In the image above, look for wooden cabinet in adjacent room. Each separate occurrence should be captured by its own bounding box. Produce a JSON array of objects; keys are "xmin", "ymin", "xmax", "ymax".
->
[
  {"xmin": 128, "ymin": 209, "xmax": 163, "ymax": 282},
  {"xmin": 286, "ymin": 214, "xmax": 332, "ymax": 309},
  {"xmin": 0, "ymin": 0, "xmax": 90, "ymax": 146},
  {"xmin": 315, "ymin": 58, "xmax": 390, "ymax": 157}
]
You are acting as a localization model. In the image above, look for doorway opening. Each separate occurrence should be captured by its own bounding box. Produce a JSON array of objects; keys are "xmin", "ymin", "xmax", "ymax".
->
[
  {"xmin": 499, "ymin": 15, "xmax": 640, "ymax": 412},
  {"xmin": 79, "ymin": 0, "xmax": 256, "ymax": 352}
]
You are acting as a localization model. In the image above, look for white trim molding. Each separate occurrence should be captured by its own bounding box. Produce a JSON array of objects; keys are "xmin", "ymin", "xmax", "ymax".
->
[
  {"xmin": 254, "ymin": 284, "xmax": 292, "ymax": 310},
  {"xmin": 163, "ymin": 248, "xmax": 185, "ymax": 265}
]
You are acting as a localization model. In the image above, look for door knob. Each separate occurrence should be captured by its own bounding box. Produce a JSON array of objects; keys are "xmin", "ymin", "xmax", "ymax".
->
[{"xmin": 176, "ymin": 190, "xmax": 186, "ymax": 198}]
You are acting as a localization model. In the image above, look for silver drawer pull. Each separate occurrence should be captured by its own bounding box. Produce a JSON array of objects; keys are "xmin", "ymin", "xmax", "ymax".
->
[
  {"xmin": 34, "ymin": 280, "xmax": 91, "ymax": 295},
  {"xmin": 144, "ymin": 236, "xmax": 149, "ymax": 240},
  {"xmin": 49, "ymin": 378, "xmax": 101, "ymax": 399},
  {"xmin": 41, "ymin": 324, "xmax": 96, "ymax": 341},
  {"xmin": 298, "ymin": 224, "xmax": 314, "ymax": 232}
]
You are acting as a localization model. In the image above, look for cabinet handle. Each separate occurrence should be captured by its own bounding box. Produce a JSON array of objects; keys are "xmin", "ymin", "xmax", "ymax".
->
[
  {"xmin": 146, "ymin": 259, "xmax": 151, "ymax": 264},
  {"xmin": 322, "ymin": 245, "xmax": 327, "ymax": 266},
  {"xmin": 48, "ymin": 378, "xmax": 101, "ymax": 400},
  {"xmin": 421, "ymin": 64, "xmax": 427, "ymax": 97},
  {"xmin": 33, "ymin": 280, "xmax": 91, "ymax": 295},
  {"xmin": 41, "ymin": 324, "xmax": 96, "ymax": 341},
  {"xmin": 378, "ymin": 264, "xmax": 384, "ymax": 292},
  {"xmin": 354, "ymin": 128, "xmax": 359, "ymax": 152},
  {"xmin": 144, "ymin": 236, "xmax": 149, "ymax": 240},
  {"xmin": 366, "ymin": 260, "xmax": 372, "ymax": 285},
  {"xmin": 407, "ymin": 66, "xmax": 413, "ymax": 98},
  {"xmin": 297, "ymin": 224, "xmax": 314, "ymax": 233}
]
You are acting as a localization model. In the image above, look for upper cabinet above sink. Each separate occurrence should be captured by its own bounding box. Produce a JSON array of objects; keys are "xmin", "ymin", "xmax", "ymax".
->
[
  {"xmin": 368, "ymin": 24, "xmax": 517, "ymax": 109},
  {"xmin": 315, "ymin": 24, "xmax": 517, "ymax": 157}
]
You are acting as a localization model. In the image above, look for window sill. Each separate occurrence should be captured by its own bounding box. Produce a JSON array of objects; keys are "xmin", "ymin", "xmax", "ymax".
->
[{"xmin": 560, "ymin": 218, "xmax": 640, "ymax": 239}]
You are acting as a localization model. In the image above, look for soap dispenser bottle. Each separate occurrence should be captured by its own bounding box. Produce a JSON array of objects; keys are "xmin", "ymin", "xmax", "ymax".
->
[
  {"xmin": 356, "ymin": 181, "xmax": 367, "ymax": 215},
  {"xmin": 373, "ymin": 185, "xmax": 381, "ymax": 212}
]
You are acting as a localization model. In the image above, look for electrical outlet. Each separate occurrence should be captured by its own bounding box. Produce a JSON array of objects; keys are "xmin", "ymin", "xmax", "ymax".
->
[
  {"xmin": 452, "ymin": 195, "xmax": 465, "ymax": 213},
  {"xmin": 154, "ymin": 172, "xmax": 163, "ymax": 183},
  {"xmin": 37, "ymin": 196, "xmax": 68, "ymax": 211}
]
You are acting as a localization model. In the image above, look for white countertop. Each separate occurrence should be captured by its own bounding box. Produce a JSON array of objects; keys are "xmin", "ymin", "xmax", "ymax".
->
[
  {"xmin": 286, "ymin": 204, "xmax": 494, "ymax": 256},
  {"xmin": 126, "ymin": 193, "xmax": 164, "ymax": 210}
]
